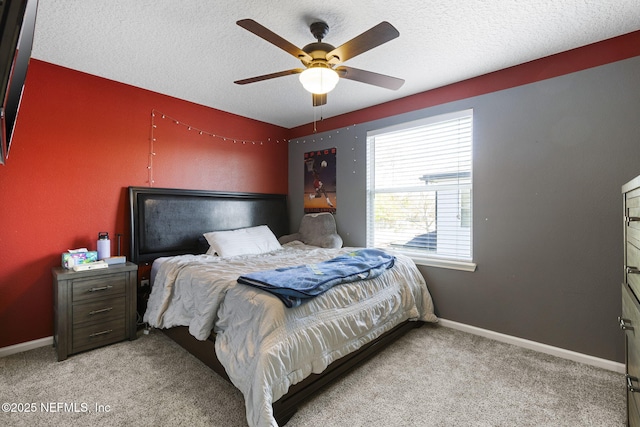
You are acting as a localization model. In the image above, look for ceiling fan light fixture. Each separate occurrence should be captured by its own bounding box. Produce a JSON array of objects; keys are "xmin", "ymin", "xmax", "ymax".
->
[{"xmin": 299, "ymin": 65, "xmax": 339, "ymax": 95}]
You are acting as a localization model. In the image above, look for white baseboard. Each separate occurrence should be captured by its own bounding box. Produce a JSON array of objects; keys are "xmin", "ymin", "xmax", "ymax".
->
[
  {"xmin": 438, "ymin": 318, "xmax": 625, "ymax": 374},
  {"xmin": 0, "ymin": 336, "xmax": 53, "ymax": 358}
]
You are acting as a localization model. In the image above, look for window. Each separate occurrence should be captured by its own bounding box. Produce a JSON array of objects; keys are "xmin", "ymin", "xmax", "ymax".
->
[{"xmin": 366, "ymin": 109, "xmax": 475, "ymax": 271}]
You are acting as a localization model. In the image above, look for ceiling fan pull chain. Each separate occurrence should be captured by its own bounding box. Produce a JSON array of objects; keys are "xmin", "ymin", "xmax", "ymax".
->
[{"xmin": 313, "ymin": 108, "xmax": 317, "ymax": 133}]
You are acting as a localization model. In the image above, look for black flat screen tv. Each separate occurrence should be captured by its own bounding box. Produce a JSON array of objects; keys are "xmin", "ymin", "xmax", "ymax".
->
[{"xmin": 0, "ymin": 0, "xmax": 37, "ymax": 165}]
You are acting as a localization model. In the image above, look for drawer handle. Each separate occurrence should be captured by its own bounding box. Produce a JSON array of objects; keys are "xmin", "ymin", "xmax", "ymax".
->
[
  {"xmin": 89, "ymin": 285, "xmax": 113, "ymax": 292},
  {"xmin": 89, "ymin": 307, "xmax": 113, "ymax": 315},
  {"xmin": 628, "ymin": 266, "xmax": 640, "ymax": 274},
  {"xmin": 89, "ymin": 329, "xmax": 113, "ymax": 338},
  {"xmin": 619, "ymin": 316, "xmax": 634, "ymax": 331},
  {"xmin": 627, "ymin": 216, "xmax": 640, "ymax": 225},
  {"xmin": 628, "ymin": 375, "xmax": 640, "ymax": 393}
]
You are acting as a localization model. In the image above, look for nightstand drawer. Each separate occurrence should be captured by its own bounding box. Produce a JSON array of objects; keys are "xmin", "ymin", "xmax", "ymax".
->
[
  {"xmin": 628, "ymin": 239, "xmax": 640, "ymax": 297},
  {"xmin": 72, "ymin": 274, "xmax": 126, "ymax": 302},
  {"xmin": 72, "ymin": 296, "xmax": 125, "ymax": 325},
  {"xmin": 72, "ymin": 318, "xmax": 126, "ymax": 353}
]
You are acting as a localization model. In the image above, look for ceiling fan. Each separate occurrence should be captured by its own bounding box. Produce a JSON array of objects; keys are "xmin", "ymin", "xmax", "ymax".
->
[{"xmin": 234, "ymin": 19, "xmax": 405, "ymax": 107}]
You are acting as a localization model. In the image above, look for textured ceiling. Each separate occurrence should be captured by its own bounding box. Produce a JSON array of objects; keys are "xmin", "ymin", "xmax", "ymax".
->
[{"xmin": 31, "ymin": 0, "xmax": 640, "ymax": 129}]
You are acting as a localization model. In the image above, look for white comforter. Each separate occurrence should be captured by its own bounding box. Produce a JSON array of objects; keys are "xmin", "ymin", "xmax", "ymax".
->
[{"xmin": 144, "ymin": 242, "xmax": 437, "ymax": 427}]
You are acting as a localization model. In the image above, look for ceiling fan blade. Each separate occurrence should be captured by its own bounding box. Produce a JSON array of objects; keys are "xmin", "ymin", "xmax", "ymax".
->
[
  {"xmin": 237, "ymin": 19, "xmax": 312, "ymax": 62},
  {"xmin": 335, "ymin": 66, "xmax": 404, "ymax": 90},
  {"xmin": 234, "ymin": 68, "xmax": 304, "ymax": 85},
  {"xmin": 326, "ymin": 21, "xmax": 399, "ymax": 65},
  {"xmin": 312, "ymin": 93, "xmax": 327, "ymax": 107}
]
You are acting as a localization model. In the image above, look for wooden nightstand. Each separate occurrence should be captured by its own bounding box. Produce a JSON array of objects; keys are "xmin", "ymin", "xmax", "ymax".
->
[{"xmin": 52, "ymin": 262, "xmax": 138, "ymax": 361}]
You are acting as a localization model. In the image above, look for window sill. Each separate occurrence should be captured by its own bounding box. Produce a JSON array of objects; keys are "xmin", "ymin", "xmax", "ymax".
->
[{"xmin": 388, "ymin": 248, "xmax": 477, "ymax": 272}]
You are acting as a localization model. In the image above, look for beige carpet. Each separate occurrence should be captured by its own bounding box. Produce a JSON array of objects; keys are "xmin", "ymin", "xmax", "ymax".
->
[{"xmin": 0, "ymin": 324, "xmax": 625, "ymax": 426}]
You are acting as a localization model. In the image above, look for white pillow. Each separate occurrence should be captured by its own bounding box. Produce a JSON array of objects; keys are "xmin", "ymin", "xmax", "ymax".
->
[{"xmin": 203, "ymin": 225, "xmax": 281, "ymax": 257}]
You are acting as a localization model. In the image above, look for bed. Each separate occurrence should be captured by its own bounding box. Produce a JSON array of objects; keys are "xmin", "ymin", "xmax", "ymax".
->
[{"xmin": 128, "ymin": 186, "xmax": 437, "ymax": 427}]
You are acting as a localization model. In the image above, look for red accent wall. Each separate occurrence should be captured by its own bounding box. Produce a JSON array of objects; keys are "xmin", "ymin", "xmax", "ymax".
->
[{"xmin": 0, "ymin": 60, "xmax": 289, "ymax": 348}]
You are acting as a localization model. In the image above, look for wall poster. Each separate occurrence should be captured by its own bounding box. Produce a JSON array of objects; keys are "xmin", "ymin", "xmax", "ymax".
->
[{"xmin": 304, "ymin": 147, "xmax": 337, "ymax": 213}]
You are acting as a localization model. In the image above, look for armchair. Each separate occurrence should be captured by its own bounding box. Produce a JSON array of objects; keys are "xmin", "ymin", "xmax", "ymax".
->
[{"xmin": 279, "ymin": 212, "xmax": 343, "ymax": 249}]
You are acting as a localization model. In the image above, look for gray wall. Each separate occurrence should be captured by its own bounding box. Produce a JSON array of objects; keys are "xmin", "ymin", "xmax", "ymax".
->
[{"xmin": 288, "ymin": 56, "xmax": 640, "ymax": 362}]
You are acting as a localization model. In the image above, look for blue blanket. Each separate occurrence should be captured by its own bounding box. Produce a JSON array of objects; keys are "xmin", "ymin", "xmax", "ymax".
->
[{"xmin": 237, "ymin": 249, "xmax": 395, "ymax": 307}]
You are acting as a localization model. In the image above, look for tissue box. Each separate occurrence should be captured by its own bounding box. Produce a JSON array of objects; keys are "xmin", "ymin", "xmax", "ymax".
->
[{"xmin": 61, "ymin": 251, "xmax": 98, "ymax": 269}]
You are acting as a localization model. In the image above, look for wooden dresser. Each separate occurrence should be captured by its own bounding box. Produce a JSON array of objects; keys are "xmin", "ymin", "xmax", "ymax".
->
[
  {"xmin": 622, "ymin": 175, "xmax": 640, "ymax": 426},
  {"xmin": 52, "ymin": 262, "xmax": 138, "ymax": 361}
]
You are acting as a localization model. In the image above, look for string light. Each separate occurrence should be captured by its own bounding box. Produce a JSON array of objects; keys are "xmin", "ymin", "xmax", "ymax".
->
[
  {"xmin": 147, "ymin": 109, "xmax": 288, "ymax": 187},
  {"xmin": 290, "ymin": 123, "xmax": 362, "ymax": 175},
  {"xmin": 150, "ymin": 109, "xmax": 368, "ymax": 186},
  {"xmin": 152, "ymin": 109, "xmax": 285, "ymax": 146},
  {"xmin": 149, "ymin": 112, "xmax": 156, "ymax": 186}
]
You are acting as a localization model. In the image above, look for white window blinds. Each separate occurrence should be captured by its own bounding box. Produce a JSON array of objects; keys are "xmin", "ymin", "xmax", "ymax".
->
[{"xmin": 366, "ymin": 109, "xmax": 473, "ymax": 263}]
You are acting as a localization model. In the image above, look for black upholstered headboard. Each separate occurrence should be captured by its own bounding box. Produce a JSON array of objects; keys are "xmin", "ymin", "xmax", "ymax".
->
[{"xmin": 128, "ymin": 186, "xmax": 289, "ymax": 264}]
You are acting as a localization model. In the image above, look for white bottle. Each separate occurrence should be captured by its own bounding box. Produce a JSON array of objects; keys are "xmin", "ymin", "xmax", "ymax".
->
[{"xmin": 97, "ymin": 232, "xmax": 110, "ymax": 260}]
